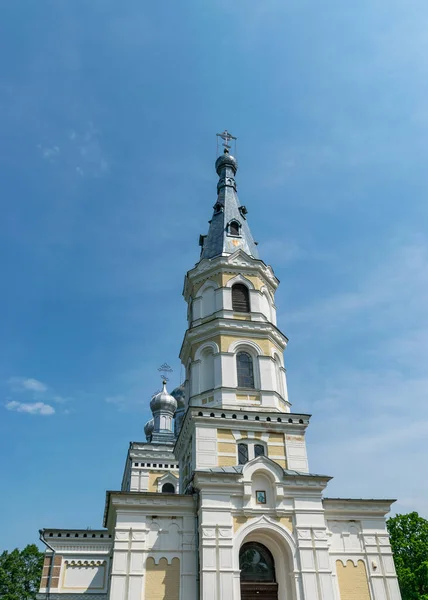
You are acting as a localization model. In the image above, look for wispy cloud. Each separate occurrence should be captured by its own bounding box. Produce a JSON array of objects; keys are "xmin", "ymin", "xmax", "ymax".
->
[
  {"xmin": 37, "ymin": 123, "xmax": 108, "ymax": 178},
  {"xmin": 4, "ymin": 377, "xmax": 70, "ymax": 416},
  {"xmin": 105, "ymin": 395, "xmax": 127, "ymax": 408},
  {"xmin": 37, "ymin": 144, "xmax": 60, "ymax": 162},
  {"xmin": 8, "ymin": 377, "xmax": 48, "ymax": 393},
  {"xmin": 6, "ymin": 401, "xmax": 55, "ymax": 416},
  {"xmin": 287, "ymin": 238, "xmax": 428, "ymax": 331},
  {"xmin": 287, "ymin": 236, "xmax": 428, "ymax": 513}
]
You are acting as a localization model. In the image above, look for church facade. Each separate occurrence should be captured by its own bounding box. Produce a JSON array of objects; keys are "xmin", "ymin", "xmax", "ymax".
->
[{"xmin": 38, "ymin": 136, "xmax": 402, "ymax": 600}]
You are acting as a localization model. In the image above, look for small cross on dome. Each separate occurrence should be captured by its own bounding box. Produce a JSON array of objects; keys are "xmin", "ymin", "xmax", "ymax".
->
[{"xmin": 216, "ymin": 129, "xmax": 237, "ymax": 152}]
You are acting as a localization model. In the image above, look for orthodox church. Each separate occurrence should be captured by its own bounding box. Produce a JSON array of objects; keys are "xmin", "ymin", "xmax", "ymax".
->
[{"xmin": 38, "ymin": 133, "xmax": 402, "ymax": 600}]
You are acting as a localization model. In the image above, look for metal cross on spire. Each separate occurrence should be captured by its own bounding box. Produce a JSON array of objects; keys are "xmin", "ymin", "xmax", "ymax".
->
[
  {"xmin": 152, "ymin": 362, "xmax": 173, "ymax": 395},
  {"xmin": 216, "ymin": 129, "xmax": 237, "ymax": 152},
  {"xmin": 158, "ymin": 362, "xmax": 173, "ymax": 383}
]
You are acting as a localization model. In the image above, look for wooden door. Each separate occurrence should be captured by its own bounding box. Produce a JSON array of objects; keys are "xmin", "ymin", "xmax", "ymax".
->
[
  {"xmin": 240, "ymin": 582, "xmax": 278, "ymax": 600},
  {"xmin": 239, "ymin": 542, "xmax": 278, "ymax": 600}
]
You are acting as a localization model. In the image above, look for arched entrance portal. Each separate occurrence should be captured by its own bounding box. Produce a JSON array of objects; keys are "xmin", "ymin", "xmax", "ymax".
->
[{"xmin": 239, "ymin": 542, "xmax": 278, "ymax": 600}]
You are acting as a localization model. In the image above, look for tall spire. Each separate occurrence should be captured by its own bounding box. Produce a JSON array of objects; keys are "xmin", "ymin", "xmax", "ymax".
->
[{"xmin": 199, "ymin": 131, "xmax": 259, "ymax": 261}]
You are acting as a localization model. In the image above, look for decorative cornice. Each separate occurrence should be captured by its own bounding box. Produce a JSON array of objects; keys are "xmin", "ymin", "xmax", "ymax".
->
[
  {"xmin": 184, "ymin": 251, "xmax": 278, "ymax": 301},
  {"xmin": 323, "ymin": 498, "xmax": 396, "ymax": 516},
  {"xmin": 38, "ymin": 595, "xmax": 107, "ymax": 600},
  {"xmin": 40, "ymin": 529, "xmax": 111, "ymax": 546},
  {"xmin": 129, "ymin": 449, "xmax": 178, "ymax": 461},
  {"xmin": 104, "ymin": 490, "xmax": 195, "ymax": 528},
  {"xmin": 175, "ymin": 407, "xmax": 311, "ymax": 456},
  {"xmin": 65, "ymin": 559, "xmax": 106, "ymax": 567},
  {"xmin": 180, "ymin": 318, "xmax": 288, "ymax": 362},
  {"xmin": 45, "ymin": 544, "xmax": 111, "ymax": 553}
]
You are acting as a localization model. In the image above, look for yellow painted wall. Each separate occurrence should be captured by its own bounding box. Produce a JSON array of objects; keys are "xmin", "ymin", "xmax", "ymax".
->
[
  {"xmin": 145, "ymin": 557, "xmax": 180, "ymax": 600},
  {"xmin": 218, "ymin": 336, "xmax": 274, "ymax": 355},
  {"xmin": 276, "ymin": 516, "xmax": 293, "ymax": 532},
  {"xmin": 147, "ymin": 471, "xmax": 178, "ymax": 492},
  {"xmin": 148, "ymin": 473, "xmax": 159, "ymax": 492},
  {"xmin": 233, "ymin": 515, "xmax": 292, "ymax": 533},
  {"xmin": 192, "ymin": 273, "xmax": 268, "ymax": 297},
  {"xmin": 233, "ymin": 516, "xmax": 248, "ymax": 532},
  {"xmin": 218, "ymin": 429, "xmax": 234, "ymax": 441},
  {"xmin": 268, "ymin": 433, "xmax": 284, "ymax": 443},
  {"xmin": 218, "ymin": 455, "xmax": 237, "ymax": 467},
  {"xmin": 336, "ymin": 560, "xmax": 371, "ymax": 600},
  {"xmin": 268, "ymin": 445, "xmax": 286, "ymax": 458},
  {"xmin": 218, "ymin": 442, "xmax": 235, "ymax": 453},
  {"xmin": 191, "ymin": 335, "xmax": 282, "ymax": 360},
  {"xmin": 236, "ymin": 394, "xmax": 260, "ymax": 402}
]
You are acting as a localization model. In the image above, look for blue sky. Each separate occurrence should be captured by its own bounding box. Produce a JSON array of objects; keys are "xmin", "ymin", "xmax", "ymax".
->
[{"xmin": 1, "ymin": 0, "xmax": 428, "ymax": 550}]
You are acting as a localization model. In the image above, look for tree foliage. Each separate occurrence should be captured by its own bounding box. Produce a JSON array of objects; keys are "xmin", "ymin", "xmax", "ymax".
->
[
  {"xmin": 387, "ymin": 512, "xmax": 428, "ymax": 600},
  {"xmin": 0, "ymin": 544, "xmax": 44, "ymax": 600}
]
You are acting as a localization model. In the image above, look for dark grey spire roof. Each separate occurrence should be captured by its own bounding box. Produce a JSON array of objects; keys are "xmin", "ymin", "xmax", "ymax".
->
[{"xmin": 199, "ymin": 149, "xmax": 259, "ymax": 260}]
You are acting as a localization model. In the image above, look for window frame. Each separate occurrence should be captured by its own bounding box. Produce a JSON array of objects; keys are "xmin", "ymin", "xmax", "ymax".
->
[
  {"xmin": 231, "ymin": 283, "xmax": 251, "ymax": 313},
  {"xmin": 254, "ymin": 444, "xmax": 265, "ymax": 458},
  {"xmin": 238, "ymin": 443, "xmax": 249, "ymax": 465},
  {"xmin": 236, "ymin": 350, "xmax": 255, "ymax": 389},
  {"xmin": 228, "ymin": 219, "xmax": 241, "ymax": 237},
  {"xmin": 161, "ymin": 482, "xmax": 176, "ymax": 494},
  {"xmin": 236, "ymin": 440, "xmax": 267, "ymax": 464}
]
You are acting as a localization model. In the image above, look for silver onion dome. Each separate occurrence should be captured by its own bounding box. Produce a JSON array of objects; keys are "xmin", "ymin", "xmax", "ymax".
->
[
  {"xmin": 215, "ymin": 149, "xmax": 238, "ymax": 175},
  {"xmin": 150, "ymin": 381, "xmax": 177, "ymax": 414},
  {"xmin": 144, "ymin": 418, "xmax": 154, "ymax": 440}
]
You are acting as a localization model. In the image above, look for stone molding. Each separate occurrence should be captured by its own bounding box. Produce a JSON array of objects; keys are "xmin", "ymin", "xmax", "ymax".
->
[
  {"xmin": 104, "ymin": 490, "xmax": 195, "ymax": 527},
  {"xmin": 184, "ymin": 250, "xmax": 278, "ymax": 301},
  {"xmin": 180, "ymin": 318, "xmax": 287, "ymax": 363},
  {"xmin": 46, "ymin": 545, "xmax": 111, "ymax": 553},
  {"xmin": 37, "ymin": 595, "xmax": 107, "ymax": 600},
  {"xmin": 64, "ymin": 559, "xmax": 106, "ymax": 567},
  {"xmin": 323, "ymin": 498, "xmax": 395, "ymax": 516}
]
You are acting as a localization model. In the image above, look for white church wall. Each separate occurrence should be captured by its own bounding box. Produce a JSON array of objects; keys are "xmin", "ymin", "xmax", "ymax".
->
[
  {"xmin": 38, "ymin": 531, "xmax": 112, "ymax": 598},
  {"xmin": 107, "ymin": 498, "xmax": 197, "ymax": 600},
  {"xmin": 221, "ymin": 287, "xmax": 233, "ymax": 311},
  {"xmin": 62, "ymin": 558, "xmax": 107, "ymax": 592},
  {"xmin": 194, "ymin": 463, "xmax": 339, "ymax": 600},
  {"xmin": 195, "ymin": 426, "xmax": 218, "ymax": 468},
  {"xmin": 219, "ymin": 354, "xmax": 236, "ymax": 388},
  {"xmin": 325, "ymin": 505, "xmax": 402, "ymax": 600},
  {"xmin": 285, "ymin": 433, "xmax": 309, "ymax": 473}
]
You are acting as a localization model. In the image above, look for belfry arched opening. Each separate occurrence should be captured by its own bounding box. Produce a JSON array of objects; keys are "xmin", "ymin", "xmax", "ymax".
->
[{"xmin": 239, "ymin": 542, "xmax": 278, "ymax": 600}]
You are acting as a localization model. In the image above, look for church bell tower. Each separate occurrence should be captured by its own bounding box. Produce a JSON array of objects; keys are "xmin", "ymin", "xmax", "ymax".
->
[
  {"xmin": 176, "ymin": 132, "xmax": 310, "ymax": 492},
  {"xmin": 181, "ymin": 133, "xmax": 289, "ymax": 414}
]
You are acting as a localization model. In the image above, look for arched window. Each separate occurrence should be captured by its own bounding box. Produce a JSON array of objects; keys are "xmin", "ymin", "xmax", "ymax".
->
[
  {"xmin": 238, "ymin": 443, "xmax": 249, "ymax": 465},
  {"xmin": 254, "ymin": 444, "xmax": 265, "ymax": 458},
  {"xmin": 240, "ymin": 542, "xmax": 276, "ymax": 582},
  {"xmin": 237, "ymin": 351, "xmax": 255, "ymax": 388},
  {"xmin": 229, "ymin": 220, "xmax": 240, "ymax": 236},
  {"xmin": 161, "ymin": 483, "xmax": 175, "ymax": 494},
  {"xmin": 232, "ymin": 284, "xmax": 250, "ymax": 312}
]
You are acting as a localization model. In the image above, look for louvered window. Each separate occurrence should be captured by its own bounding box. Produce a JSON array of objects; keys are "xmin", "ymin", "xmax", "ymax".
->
[
  {"xmin": 229, "ymin": 220, "xmax": 240, "ymax": 236},
  {"xmin": 238, "ymin": 443, "xmax": 249, "ymax": 465},
  {"xmin": 254, "ymin": 444, "xmax": 265, "ymax": 458},
  {"xmin": 237, "ymin": 351, "xmax": 255, "ymax": 388},
  {"xmin": 232, "ymin": 284, "xmax": 250, "ymax": 312}
]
